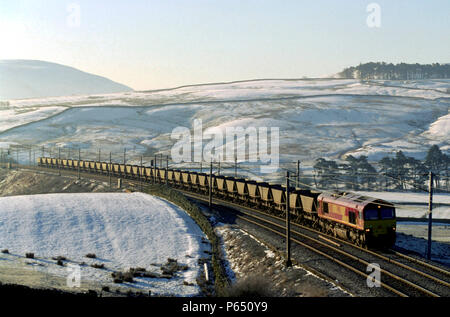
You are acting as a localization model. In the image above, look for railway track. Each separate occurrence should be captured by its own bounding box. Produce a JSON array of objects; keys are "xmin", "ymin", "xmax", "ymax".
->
[
  {"xmin": 173, "ymin": 189, "xmax": 450, "ymax": 297},
  {"xmin": 10, "ymin": 164, "xmax": 450, "ymax": 297}
]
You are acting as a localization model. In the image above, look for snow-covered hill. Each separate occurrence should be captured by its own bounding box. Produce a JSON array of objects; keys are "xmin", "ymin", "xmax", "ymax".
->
[
  {"xmin": 0, "ymin": 60, "xmax": 132, "ymax": 100},
  {"xmin": 0, "ymin": 192, "xmax": 209, "ymax": 296},
  {"xmin": 0, "ymin": 78, "xmax": 448, "ymax": 179}
]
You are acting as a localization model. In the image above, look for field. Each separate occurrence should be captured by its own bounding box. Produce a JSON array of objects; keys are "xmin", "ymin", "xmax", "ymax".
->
[
  {"xmin": 0, "ymin": 79, "xmax": 448, "ymax": 183},
  {"xmin": 0, "ymin": 192, "xmax": 210, "ymax": 296},
  {"xmin": 0, "ymin": 78, "xmax": 449, "ymax": 294}
]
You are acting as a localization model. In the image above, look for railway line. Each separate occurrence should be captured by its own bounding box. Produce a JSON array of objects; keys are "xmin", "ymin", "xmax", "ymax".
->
[
  {"xmin": 6, "ymin": 163, "xmax": 450, "ymax": 297},
  {"xmin": 174, "ymin": 188, "xmax": 450, "ymax": 297}
]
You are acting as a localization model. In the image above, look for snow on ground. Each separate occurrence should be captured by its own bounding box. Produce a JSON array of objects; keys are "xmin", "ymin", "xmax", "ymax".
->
[
  {"xmin": 214, "ymin": 224, "xmax": 351, "ymax": 296},
  {"xmin": 395, "ymin": 223, "xmax": 450, "ymax": 266},
  {"xmin": 0, "ymin": 106, "xmax": 68, "ymax": 133},
  {"xmin": 356, "ymin": 191, "xmax": 450, "ymax": 205},
  {"xmin": 0, "ymin": 192, "xmax": 210, "ymax": 296},
  {"xmin": 422, "ymin": 112, "xmax": 450, "ymax": 140},
  {"xmin": 0, "ymin": 78, "xmax": 448, "ymax": 180},
  {"xmin": 373, "ymin": 79, "xmax": 450, "ymax": 93},
  {"xmin": 354, "ymin": 191, "xmax": 450, "ymax": 265},
  {"xmin": 356, "ymin": 191, "xmax": 450, "ymax": 219}
]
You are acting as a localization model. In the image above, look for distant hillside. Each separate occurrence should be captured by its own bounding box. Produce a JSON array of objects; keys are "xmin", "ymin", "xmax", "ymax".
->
[
  {"xmin": 338, "ymin": 62, "xmax": 450, "ymax": 80},
  {"xmin": 0, "ymin": 60, "xmax": 133, "ymax": 100}
]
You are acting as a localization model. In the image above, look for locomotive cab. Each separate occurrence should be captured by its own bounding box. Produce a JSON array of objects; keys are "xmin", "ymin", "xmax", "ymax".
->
[{"xmin": 363, "ymin": 202, "xmax": 396, "ymax": 247}]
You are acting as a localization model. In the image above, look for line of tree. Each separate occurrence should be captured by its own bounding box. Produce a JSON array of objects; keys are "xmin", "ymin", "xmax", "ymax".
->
[
  {"xmin": 338, "ymin": 62, "xmax": 450, "ymax": 80},
  {"xmin": 312, "ymin": 145, "xmax": 449, "ymax": 192}
]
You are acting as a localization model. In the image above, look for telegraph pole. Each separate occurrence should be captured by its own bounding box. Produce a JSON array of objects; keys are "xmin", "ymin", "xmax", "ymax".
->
[
  {"xmin": 78, "ymin": 148, "xmax": 81, "ymax": 180},
  {"xmin": 286, "ymin": 171, "xmax": 292, "ymax": 267},
  {"xmin": 140, "ymin": 156, "xmax": 143, "ymax": 191},
  {"xmin": 427, "ymin": 171, "xmax": 433, "ymax": 260},
  {"xmin": 151, "ymin": 159, "xmax": 154, "ymax": 184},
  {"xmin": 297, "ymin": 160, "xmax": 301, "ymax": 188},
  {"xmin": 209, "ymin": 160, "xmax": 213, "ymax": 209},
  {"xmin": 234, "ymin": 156, "xmax": 237, "ymax": 177},
  {"xmin": 123, "ymin": 148, "xmax": 126, "ymax": 165},
  {"xmin": 109, "ymin": 152, "xmax": 112, "ymax": 188},
  {"xmin": 58, "ymin": 147, "xmax": 61, "ymax": 176},
  {"xmin": 166, "ymin": 155, "xmax": 169, "ymax": 185}
]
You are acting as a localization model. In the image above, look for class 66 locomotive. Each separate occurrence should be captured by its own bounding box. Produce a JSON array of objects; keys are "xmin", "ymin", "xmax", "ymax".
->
[
  {"xmin": 317, "ymin": 192, "xmax": 396, "ymax": 248},
  {"xmin": 37, "ymin": 157, "xmax": 396, "ymax": 249}
]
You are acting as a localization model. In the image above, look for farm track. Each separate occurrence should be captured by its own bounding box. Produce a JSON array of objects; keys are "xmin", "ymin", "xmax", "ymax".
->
[{"xmin": 8, "ymin": 164, "xmax": 450, "ymax": 297}]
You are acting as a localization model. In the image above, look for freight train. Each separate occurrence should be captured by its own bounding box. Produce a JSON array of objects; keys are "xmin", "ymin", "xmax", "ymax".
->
[{"xmin": 37, "ymin": 157, "xmax": 396, "ymax": 248}]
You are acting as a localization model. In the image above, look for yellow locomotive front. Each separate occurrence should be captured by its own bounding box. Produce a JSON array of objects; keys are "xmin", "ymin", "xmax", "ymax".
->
[{"xmin": 363, "ymin": 201, "xmax": 396, "ymax": 247}]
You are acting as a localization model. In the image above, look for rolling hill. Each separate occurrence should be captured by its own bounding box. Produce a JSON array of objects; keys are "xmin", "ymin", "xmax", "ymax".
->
[
  {"xmin": 0, "ymin": 60, "xmax": 133, "ymax": 100},
  {"xmin": 0, "ymin": 78, "xmax": 448, "ymax": 182}
]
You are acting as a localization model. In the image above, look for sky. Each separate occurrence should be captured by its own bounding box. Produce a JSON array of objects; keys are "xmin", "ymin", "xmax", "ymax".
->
[{"xmin": 0, "ymin": 0, "xmax": 449, "ymax": 90}]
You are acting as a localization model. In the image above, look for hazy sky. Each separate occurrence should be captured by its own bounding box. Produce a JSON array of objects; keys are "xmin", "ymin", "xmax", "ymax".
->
[{"xmin": 1, "ymin": 0, "xmax": 449, "ymax": 90}]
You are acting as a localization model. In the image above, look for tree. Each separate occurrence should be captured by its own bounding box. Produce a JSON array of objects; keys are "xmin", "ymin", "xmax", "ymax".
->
[
  {"xmin": 379, "ymin": 156, "xmax": 393, "ymax": 190},
  {"xmin": 424, "ymin": 145, "xmax": 449, "ymax": 190},
  {"xmin": 338, "ymin": 62, "xmax": 450, "ymax": 80},
  {"xmin": 313, "ymin": 158, "xmax": 340, "ymax": 189}
]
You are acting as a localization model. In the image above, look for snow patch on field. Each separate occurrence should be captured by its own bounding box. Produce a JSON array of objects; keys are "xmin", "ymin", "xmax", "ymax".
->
[
  {"xmin": 0, "ymin": 192, "xmax": 210, "ymax": 296},
  {"xmin": 356, "ymin": 191, "xmax": 450, "ymax": 219},
  {"xmin": 422, "ymin": 112, "xmax": 450, "ymax": 139},
  {"xmin": 395, "ymin": 224, "xmax": 450, "ymax": 266}
]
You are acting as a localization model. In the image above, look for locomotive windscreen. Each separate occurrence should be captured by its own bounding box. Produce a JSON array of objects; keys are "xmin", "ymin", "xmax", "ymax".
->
[
  {"xmin": 364, "ymin": 205, "xmax": 395, "ymax": 220},
  {"xmin": 380, "ymin": 207, "xmax": 395, "ymax": 219}
]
